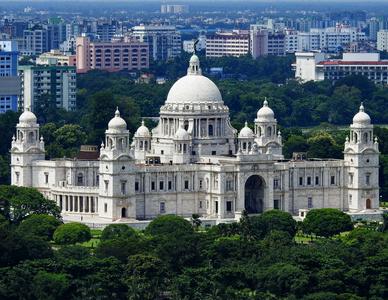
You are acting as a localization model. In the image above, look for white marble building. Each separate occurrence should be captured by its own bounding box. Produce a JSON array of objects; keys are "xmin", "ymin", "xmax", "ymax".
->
[{"xmin": 10, "ymin": 55, "xmax": 380, "ymax": 221}]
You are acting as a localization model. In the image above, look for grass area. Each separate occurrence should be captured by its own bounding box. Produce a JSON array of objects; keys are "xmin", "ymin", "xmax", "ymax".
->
[
  {"xmin": 381, "ymin": 202, "xmax": 388, "ymax": 208},
  {"xmin": 79, "ymin": 229, "xmax": 102, "ymax": 248}
]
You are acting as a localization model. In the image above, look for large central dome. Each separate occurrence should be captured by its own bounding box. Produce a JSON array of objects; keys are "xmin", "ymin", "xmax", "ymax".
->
[{"xmin": 165, "ymin": 54, "xmax": 223, "ymax": 104}]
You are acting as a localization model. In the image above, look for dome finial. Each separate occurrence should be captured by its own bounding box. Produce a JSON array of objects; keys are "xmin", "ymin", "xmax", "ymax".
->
[
  {"xmin": 244, "ymin": 121, "xmax": 248, "ymax": 127},
  {"xmin": 359, "ymin": 102, "xmax": 364, "ymax": 112},
  {"xmin": 141, "ymin": 119, "xmax": 145, "ymax": 126},
  {"xmin": 263, "ymin": 97, "xmax": 268, "ymax": 107},
  {"xmin": 115, "ymin": 107, "xmax": 120, "ymax": 117}
]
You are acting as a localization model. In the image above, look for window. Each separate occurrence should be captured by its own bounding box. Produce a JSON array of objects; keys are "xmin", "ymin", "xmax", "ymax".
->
[
  {"xmin": 308, "ymin": 197, "xmax": 313, "ymax": 208},
  {"xmin": 151, "ymin": 181, "xmax": 156, "ymax": 191},
  {"xmin": 45, "ymin": 173, "xmax": 49, "ymax": 184},
  {"xmin": 159, "ymin": 181, "xmax": 164, "ymax": 190},
  {"xmin": 121, "ymin": 181, "xmax": 127, "ymax": 195},
  {"xmin": 226, "ymin": 201, "xmax": 232, "ymax": 212},
  {"xmin": 199, "ymin": 180, "xmax": 203, "ymax": 189},
  {"xmin": 215, "ymin": 201, "xmax": 219, "ymax": 214},
  {"xmin": 104, "ymin": 203, "xmax": 107, "ymax": 212},
  {"xmin": 226, "ymin": 180, "xmax": 233, "ymax": 191},
  {"xmin": 349, "ymin": 194, "xmax": 352, "ymax": 205},
  {"xmin": 160, "ymin": 202, "xmax": 165, "ymax": 213},
  {"xmin": 307, "ymin": 177, "xmax": 311, "ymax": 185},
  {"xmin": 199, "ymin": 200, "xmax": 203, "ymax": 209},
  {"xmin": 330, "ymin": 176, "xmax": 335, "ymax": 185},
  {"xmin": 299, "ymin": 177, "xmax": 303, "ymax": 186},
  {"xmin": 135, "ymin": 181, "xmax": 139, "ymax": 191},
  {"xmin": 104, "ymin": 180, "xmax": 109, "ymax": 193},
  {"xmin": 168, "ymin": 181, "xmax": 172, "ymax": 190},
  {"xmin": 349, "ymin": 173, "xmax": 354, "ymax": 185},
  {"xmin": 212, "ymin": 151, "xmax": 216, "ymax": 155},
  {"xmin": 184, "ymin": 180, "xmax": 189, "ymax": 190},
  {"xmin": 15, "ymin": 172, "xmax": 20, "ymax": 184},
  {"xmin": 273, "ymin": 178, "xmax": 279, "ymax": 189},
  {"xmin": 366, "ymin": 174, "xmax": 370, "ymax": 186},
  {"xmin": 274, "ymin": 199, "xmax": 280, "ymax": 209},
  {"xmin": 77, "ymin": 173, "xmax": 84, "ymax": 186},
  {"xmin": 315, "ymin": 176, "xmax": 319, "ymax": 185}
]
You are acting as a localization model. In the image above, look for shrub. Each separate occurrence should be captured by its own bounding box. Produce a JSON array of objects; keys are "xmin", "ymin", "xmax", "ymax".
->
[
  {"xmin": 17, "ymin": 214, "xmax": 61, "ymax": 241},
  {"xmin": 53, "ymin": 222, "xmax": 91, "ymax": 245},
  {"xmin": 101, "ymin": 224, "xmax": 136, "ymax": 241},
  {"xmin": 145, "ymin": 215, "xmax": 193, "ymax": 236}
]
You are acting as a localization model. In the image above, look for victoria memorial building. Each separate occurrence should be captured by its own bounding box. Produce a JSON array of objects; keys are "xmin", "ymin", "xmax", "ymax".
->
[{"xmin": 10, "ymin": 54, "xmax": 380, "ymax": 221}]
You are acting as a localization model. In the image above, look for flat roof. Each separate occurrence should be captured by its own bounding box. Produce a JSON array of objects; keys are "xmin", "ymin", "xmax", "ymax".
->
[{"xmin": 318, "ymin": 61, "xmax": 388, "ymax": 66}]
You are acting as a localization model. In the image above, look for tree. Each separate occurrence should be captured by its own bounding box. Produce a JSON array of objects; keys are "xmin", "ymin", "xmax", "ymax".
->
[
  {"xmin": 100, "ymin": 224, "xmax": 137, "ymax": 241},
  {"xmin": 307, "ymin": 131, "xmax": 342, "ymax": 159},
  {"xmin": 283, "ymin": 135, "xmax": 309, "ymax": 159},
  {"xmin": 54, "ymin": 124, "xmax": 87, "ymax": 150},
  {"xmin": 191, "ymin": 214, "xmax": 202, "ymax": 230},
  {"xmin": 144, "ymin": 215, "xmax": 194, "ymax": 237},
  {"xmin": 0, "ymin": 185, "xmax": 61, "ymax": 224},
  {"xmin": 53, "ymin": 222, "xmax": 91, "ymax": 245},
  {"xmin": 96, "ymin": 235, "xmax": 146, "ymax": 262},
  {"xmin": 259, "ymin": 210, "xmax": 297, "ymax": 237},
  {"xmin": 32, "ymin": 271, "xmax": 70, "ymax": 300},
  {"xmin": 303, "ymin": 208, "xmax": 353, "ymax": 238},
  {"xmin": 17, "ymin": 214, "xmax": 61, "ymax": 241},
  {"xmin": 125, "ymin": 254, "xmax": 168, "ymax": 300}
]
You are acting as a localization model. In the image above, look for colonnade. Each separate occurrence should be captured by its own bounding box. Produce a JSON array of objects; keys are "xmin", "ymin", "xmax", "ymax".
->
[{"xmin": 54, "ymin": 194, "xmax": 98, "ymax": 213}]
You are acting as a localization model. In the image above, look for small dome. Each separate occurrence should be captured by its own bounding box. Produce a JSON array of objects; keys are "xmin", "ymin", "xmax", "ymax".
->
[
  {"xmin": 19, "ymin": 109, "xmax": 37, "ymax": 125},
  {"xmin": 135, "ymin": 120, "xmax": 150, "ymax": 137},
  {"xmin": 257, "ymin": 99, "xmax": 275, "ymax": 122},
  {"xmin": 108, "ymin": 108, "xmax": 127, "ymax": 130},
  {"xmin": 174, "ymin": 126, "xmax": 190, "ymax": 140},
  {"xmin": 353, "ymin": 103, "xmax": 371, "ymax": 126},
  {"xmin": 190, "ymin": 54, "xmax": 199, "ymax": 64},
  {"xmin": 238, "ymin": 122, "xmax": 254, "ymax": 139}
]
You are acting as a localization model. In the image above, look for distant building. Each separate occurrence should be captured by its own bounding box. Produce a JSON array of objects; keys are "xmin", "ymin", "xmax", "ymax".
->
[
  {"xmin": 183, "ymin": 36, "xmax": 206, "ymax": 53},
  {"xmin": 206, "ymin": 30, "xmax": 250, "ymax": 58},
  {"xmin": 250, "ymin": 25, "xmax": 285, "ymax": 58},
  {"xmin": 76, "ymin": 36, "xmax": 149, "ymax": 73},
  {"xmin": 22, "ymin": 28, "xmax": 49, "ymax": 55},
  {"xmin": 285, "ymin": 29, "xmax": 299, "ymax": 53},
  {"xmin": 0, "ymin": 40, "xmax": 19, "ymax": 113},
  {"xmin": 18, "ymin": 64, "xmax": 77, "ymax": 112},
  {"xmin": 161, "ymin": 4, "xmax": 189, "ymax": 14},
  {"xmin": 297, "ymin": 25, "xmax": 366, "ymax": 53},
  {"xmin": 377, "ymin": 30, "xmax": 388, "ymax": 52},
  {"xmin": 294, "ymin": 52, "xmax": 388, "ymax": 84},
  {"xmin": 37, "ymin": 50, "xmax": 76, "ymax": 66},
  {"xmin": 131, "ymin": 25, "xmax": 181, "ymax": 61}
]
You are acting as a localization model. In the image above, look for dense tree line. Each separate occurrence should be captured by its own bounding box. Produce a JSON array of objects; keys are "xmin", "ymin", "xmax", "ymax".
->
[{"xmin": 0, "ymin": 185, "xmax": 387, "ymax": 299}]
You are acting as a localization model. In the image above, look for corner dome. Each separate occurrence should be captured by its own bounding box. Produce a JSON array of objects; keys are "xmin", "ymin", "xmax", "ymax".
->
[
  {"xmin": 165, "ymin": 54, "xmax": 223, "ymax": 104},
  {"xmin": 174, "ymin": 126, "xmax": 190, "ymax": 140},
  {"xmin": 19, "ymin": 109, "xmax": 37, "ymax": 126},
  {"xmin": 135, "ymin": 120, "xmax": 150, "ymax": 137},
  {"xmin": 238, "ymin": 122, "xmax": 254, "ymax": 139},
  {"xmin": 108, "ymin": 108, "xmax": 127, "ymax": 131},
  {"xmin": 353, "ymin": 103, "xmax": 371, "ymax": 126},
  {"xmin": 257, "ymin": 99, "xmax": 275, "ymax": 122}
]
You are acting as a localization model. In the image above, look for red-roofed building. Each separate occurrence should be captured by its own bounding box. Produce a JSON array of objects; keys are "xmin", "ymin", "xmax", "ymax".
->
[{"xmin": 294, "ymin": 52, "xmax": 388, "ymax": 84}]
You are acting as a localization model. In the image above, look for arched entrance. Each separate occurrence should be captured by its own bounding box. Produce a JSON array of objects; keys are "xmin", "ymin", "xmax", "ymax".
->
[
  {"xmin": 366, "ymin": 199, "xmax": 371, "ymax": 209},
  {"xmin": 244, "ymin": 175, "xmax": 265, "ymax": 214},
  {"xmin": 121, "ymin": 207, "xmax": 127, "ymax": 218}
]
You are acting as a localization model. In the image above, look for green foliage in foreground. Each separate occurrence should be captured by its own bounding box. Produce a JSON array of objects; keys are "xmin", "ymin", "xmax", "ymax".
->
[{"xmin": 0, "ymin": 187, "xmax": 387, "ymax": 300}]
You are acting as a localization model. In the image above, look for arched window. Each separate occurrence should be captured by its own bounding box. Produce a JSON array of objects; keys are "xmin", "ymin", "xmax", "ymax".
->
[
  {"xmin": 183, "ymin": 144, "xmax": 187, "ymax": 153},
  {"xmin": 184, "ymin": 120, "xmax": 189, "ymax": 130},
  {"xmin": 140, "ymin": 141, "xmax": 143, "ymax": 150},
  {"xmin": 354, "ymin": 132, "xmax": 358, "ymax": 143},
  {"xmin": 208, "ymin": 124, "xmax": 214, "ymax": 136},
  {"xmin": 267, "ymin": 126, "xmax": 272, "ymax": 137},
  {"xmin": 28, "ymin": 131, "xmax": 34, "ymax": 143},
  {"xmin": 144, "ymin": 141, "xmax": 148, "ymax": 150},
  {"xmin": 363, "ymin": 132, "xmax": 368, "ymax": 144},
  {"xmin": 243, "ymin": 142, "xmax": 247, "ymax": 150}
]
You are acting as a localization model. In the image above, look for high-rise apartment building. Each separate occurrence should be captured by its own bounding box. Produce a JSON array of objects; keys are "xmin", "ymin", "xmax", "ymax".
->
[
  {"xmin": 206, "ymin": 30, "xmax": 250, "ymax": 58},
  {"xmin": 76, "ymin": 36, "xmax": 149, "ymax": 73},
  {"xmin": 161, "ymin": 4, "xmax": 189, "ymax": 14},
  {"xmin": 22, "ymin": 28, "xmax": 49, "ymax": 55},
  {"xmin": 377, "ymin": 30, "xmax": 388, "ymax": 52},
  {"xmin": 18, "ymin": 64, "xmax": 77, "ymax": 112},
  {"xmin": 0, "ymin": 40, "xmax": 19, "ymax": 113},
  {"xmin": 131, "ymin": 25, "xmax": 181, "ymax": 61}
]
